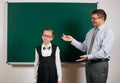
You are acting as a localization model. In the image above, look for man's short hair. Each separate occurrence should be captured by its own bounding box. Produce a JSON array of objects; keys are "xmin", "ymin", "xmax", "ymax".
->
[{"xmin": 92, "ymin": 9, "xmax": 107, "ymax": 21}]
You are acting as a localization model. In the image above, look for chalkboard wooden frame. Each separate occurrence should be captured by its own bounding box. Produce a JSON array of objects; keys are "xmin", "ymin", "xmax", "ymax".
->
[{"xmin": 7, "ymin": 2, "xmax": 97, "ymax": 64}]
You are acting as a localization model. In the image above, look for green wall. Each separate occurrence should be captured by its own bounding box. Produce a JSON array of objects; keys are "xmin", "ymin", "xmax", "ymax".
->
[{"xmin": 7, "ymin": 3, "xmax": 97, "ymax": 63}]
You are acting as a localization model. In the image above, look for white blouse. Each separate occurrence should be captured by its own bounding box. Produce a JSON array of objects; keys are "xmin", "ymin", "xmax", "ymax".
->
[{"xmin": 33, "ymin": 43, "xmax": 62, "ymax": 82}]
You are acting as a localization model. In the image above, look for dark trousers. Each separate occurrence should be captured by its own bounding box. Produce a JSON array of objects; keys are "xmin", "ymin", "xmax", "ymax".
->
[{"xmin": 85, "ymin": 61, "xmax": 108, "ymax": 83}]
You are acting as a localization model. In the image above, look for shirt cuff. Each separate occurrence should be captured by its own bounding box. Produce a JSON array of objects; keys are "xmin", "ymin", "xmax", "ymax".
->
[
  {"xmin": 71, "ymin": 39, "xmax": 77, "ymax": 45},
  {"xmin": 58, "ymin": 77, "xmax": 62, "ymax": 81},
  {"xmin": 88, "ymin": 54, "xmax": 94, "ymax": 60},
  {"xmin": 34, "ymin": 79, "xmax": 37, "ymax": 83}
]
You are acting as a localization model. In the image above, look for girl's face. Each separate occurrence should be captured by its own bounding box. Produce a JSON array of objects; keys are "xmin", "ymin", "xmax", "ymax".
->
[{"xmin": 42, "ymin": 30, "xmax": 53, "ymax": 44}]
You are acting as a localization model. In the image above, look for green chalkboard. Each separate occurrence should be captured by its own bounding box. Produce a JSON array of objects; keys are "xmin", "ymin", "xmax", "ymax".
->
[{"xmin": 7, "ymin": 3, "xmax": 97, "ymax": 63}]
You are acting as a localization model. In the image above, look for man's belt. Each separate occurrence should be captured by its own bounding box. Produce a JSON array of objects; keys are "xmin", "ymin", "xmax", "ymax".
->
[{"xmin": 87, "ymin": 58, "xmax": 109, "ymax": 63}]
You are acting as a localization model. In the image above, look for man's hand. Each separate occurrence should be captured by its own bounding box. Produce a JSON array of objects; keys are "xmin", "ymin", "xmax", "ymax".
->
[
  {"xmin": 61, "ymin": 35, "xmax": 74, "ymax": 42},
  {"xmin": 76, "ymin": 55, "xmax": 88, "ymax": 62}
]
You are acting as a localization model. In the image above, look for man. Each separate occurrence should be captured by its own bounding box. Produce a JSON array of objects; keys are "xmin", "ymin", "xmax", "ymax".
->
[{"xmin": 62, "ymin": 9, "xmax": 114, "ymax": 83}]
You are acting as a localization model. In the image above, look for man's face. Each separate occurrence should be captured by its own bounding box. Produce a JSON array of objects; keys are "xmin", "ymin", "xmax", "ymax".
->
[{"xmin": 91, "ymin": 14, "xmax": 104, "ymax": 27}]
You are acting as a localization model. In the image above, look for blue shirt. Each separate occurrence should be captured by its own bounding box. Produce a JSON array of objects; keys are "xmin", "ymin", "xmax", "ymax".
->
[{"xmin": 71, "ymin": 24, "xmax": 115, "ymax": 60}]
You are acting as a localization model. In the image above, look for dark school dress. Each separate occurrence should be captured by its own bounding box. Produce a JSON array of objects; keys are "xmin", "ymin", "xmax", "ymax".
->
[{"xmin": 36, "ymin": 44, "xmax": 58, "ymax": 83}]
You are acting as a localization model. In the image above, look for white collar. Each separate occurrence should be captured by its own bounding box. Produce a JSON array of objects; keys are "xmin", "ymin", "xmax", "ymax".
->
[{"xmin": 42, "ymin": 43, "xmax": 52, "ymax": 48}]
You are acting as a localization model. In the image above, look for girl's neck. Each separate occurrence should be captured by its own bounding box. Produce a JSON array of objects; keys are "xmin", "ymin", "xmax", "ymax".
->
[{"xmin": 42, "ymin": 42, "xmax": 51, "ymax": 46}]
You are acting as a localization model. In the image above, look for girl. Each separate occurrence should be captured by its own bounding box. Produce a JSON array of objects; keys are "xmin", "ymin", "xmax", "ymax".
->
[{"xmin": 34, "ymin": 28, "xmax": 62, "ymax": 83}]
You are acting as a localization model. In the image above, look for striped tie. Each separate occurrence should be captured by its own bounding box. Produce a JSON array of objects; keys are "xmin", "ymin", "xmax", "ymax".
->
[{"xmin": 88, "ymin": 28, "xmax": 98, "ymax": 54}]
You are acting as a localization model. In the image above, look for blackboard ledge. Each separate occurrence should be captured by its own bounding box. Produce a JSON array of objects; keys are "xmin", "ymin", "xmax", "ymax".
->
[
  {"xmin": 61, "ymin": 62, "xmax": 85, "ymax": 67},
  {"xmin": 7, "ymin": 62, "xmax": 85, "ymax": 68},
  {"xmin": 7, "ymin": 62, "xmax": 34, "ymax": 65},
  {"xmin": 7, "ymin": 62, "xmax": 85, "ymax": 66}
]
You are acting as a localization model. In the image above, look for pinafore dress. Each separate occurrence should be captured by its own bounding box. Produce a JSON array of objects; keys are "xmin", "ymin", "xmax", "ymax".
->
[{"xmin": 36, "ymin": 44, "xmax": 58, "ymax": 83}]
